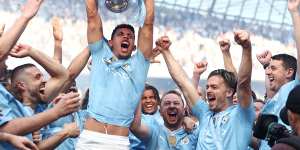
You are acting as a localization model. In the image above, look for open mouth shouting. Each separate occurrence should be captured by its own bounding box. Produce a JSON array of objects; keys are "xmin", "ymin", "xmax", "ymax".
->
[
  {"xmin": 268, "ymin": 76, "xmax": 275, "ymax": 84},
  {"xmin": 167, "ymin": 109, "xmax": 178, "ymax": 123},
  {"xmin": 39, "ymin": 81, "xmax": 46, "ymax": 96},
  {"xmin": 121, "ymin": 41, "xmax": 129, "ymax": 52},
  {"xmin": 207, "ymin": 94, "xmax": 216, "ymax": 108}
]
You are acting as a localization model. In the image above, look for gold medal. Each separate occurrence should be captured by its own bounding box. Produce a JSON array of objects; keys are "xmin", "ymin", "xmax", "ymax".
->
[{"xmin": 168, "ymin": 135, "xmax": 177, "ymax": 146}]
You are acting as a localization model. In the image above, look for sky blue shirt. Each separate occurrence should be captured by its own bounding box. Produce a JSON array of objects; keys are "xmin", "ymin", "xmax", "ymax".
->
[
  {"xmin": 42, "ymin": 104, "xmax": 88, "ymax": 150},
  {"xmin": 129, "ymin": 111, "xmax": 164, "ymax": 150},
  {"xmin": 0, "ymin": 84, "xmax": 32, "ymax": 150},
  {"xmin": 141, "ymin": 118, "xmax": 199, "ymax": 150},
  {"xmin": 88, "ymin": 38, "xmax": 150, "ymax": 127},
  {"xmin": 192, "ymin": 100, "xmax": 255, "ymax": 150},
  {"xmin": 260, "ymin": 78, "xmax": 300, "ymax": 150}
]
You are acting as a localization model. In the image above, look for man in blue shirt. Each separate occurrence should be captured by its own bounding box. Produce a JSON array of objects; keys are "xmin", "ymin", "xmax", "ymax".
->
[
  {"xmin": 131, "ymin": 90, "xmax": 199, "ymax": 150},
  {"xmin": 157, "ymin": 32, "xmax": 255, "ymax": 150},
  {"xmin": 76, "ymin": 0, "xmax": 154, "ymax": 149},
  {"xmin": 129, "ymin": 84, "xmax": 163, "ymax": 150},
  {"xmin": 0, "ymin": 1, "xmax": 82, "ymax": 149},
  {"xmin": 9, "ymin": 59, "xmax": 81, "ymax": 149},
  {"xmin": 258, "ymin": 0, "xmax": 300, "ymax": 149}
]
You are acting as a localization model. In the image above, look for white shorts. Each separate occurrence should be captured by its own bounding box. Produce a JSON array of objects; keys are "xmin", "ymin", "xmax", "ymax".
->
[{"xmin": 76, "ymin": 130, "xmax": 130, "ymax": 150}]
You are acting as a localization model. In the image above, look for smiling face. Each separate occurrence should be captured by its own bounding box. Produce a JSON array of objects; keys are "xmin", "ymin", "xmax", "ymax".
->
[
  {"xmin": 109, "ymin": 27, "xmax": 136, "ymax": 59},
  {"xmin": 141, "ymin": 89, "xmax": 158, "ymax": 115},
  {"xmin": 206, "ymin": 75, "xmax": 233, "ymax": 112},
  {"xmin": 160, "ymin": 92, "xmax": 185, "ymax": 130},
  {"xmin": 265, "ymin": 60, "xmax": 292, "ymax": 93}
]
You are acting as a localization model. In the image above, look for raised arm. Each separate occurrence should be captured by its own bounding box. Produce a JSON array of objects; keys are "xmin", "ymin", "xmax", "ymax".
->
[
  {"xmin": 137, "ymin": 0, "xmax": 154, "ymax": 59},
  {"xmin": 234, "ymin": 30, "xmax": 252, "ymax": 108},
  {"xmin": 288, "ymin": 0, "xmax": 300, "ymax": 76},
  {"xmin": 0, "ymin": 92, "xmax": 80, "ymax": 135},
  {"xmin": 10, "ymin": 44, "xmax": 68, "ymax": 102},
  {"xmin": 192, "ymin": 61, "xmax": 207, "ymax": 100},
  {"xmin": 256, "ymin": 50, "xmax": 275, "ymax": 99},
  {"xmin": 85, "ymin": 0, "xmax": 103, "ymax": 44},
  {"xmin": 0, "ymin": 0, "xmax": 43, "ymax": 61},
  {"xmin": 218, "ymin": 35, "xmax": 238, "ymax": 77},
  {"xmin": 192, "ymin": 61, "xmax": 207, "ymax": 89},
  {"xmin": 37, "ymin": 122, "xmax": 79, "ymax": 150},
  {"xmin": 61, "ymin": 47, "xmax": 90, "ymax": 92},
  {"xmin": 158, "ymin": 36, "xmax": 200, "ymax": 108},
  {"xmin": 130, "ymin": 102, "xmax": 150, "ymax": 139},
  {"xmin": 52, "ymin": 17, "xmax": 63, "ymax": 64}
]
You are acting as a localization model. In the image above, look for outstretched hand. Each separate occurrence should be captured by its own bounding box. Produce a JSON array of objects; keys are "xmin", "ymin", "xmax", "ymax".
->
[
  {"xmin": 52, "ymin": 16, "xmax": 63, "ymax": 41},
  {"xmin": 10, "ymin": 44, "xmax": 32, "ymax": 58},
  {"xmin": 21, "ymin": 0, "xmax": 44, "ymax": 19}
]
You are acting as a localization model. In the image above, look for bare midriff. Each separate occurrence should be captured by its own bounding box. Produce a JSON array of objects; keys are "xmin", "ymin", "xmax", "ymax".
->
[{"xmin": 85, "ymin": 118, "xmax": 129, "ymax": 136}]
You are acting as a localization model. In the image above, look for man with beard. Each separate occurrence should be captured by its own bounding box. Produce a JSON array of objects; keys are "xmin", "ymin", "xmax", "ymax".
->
[
  {"xmin": 258, "ymin": 0, "xmax": 300, "ymax": 149},
  {"xmin": 9, "ymin": 47, "xmax": 81, "ymax": 149},
  {"xmin": 76, "ymin": 0, "xmax": 154, "ymax": 149},
  {"xmin": 0, "ymin": 0, "xmax": 81, "ymax": 149},
  {"xmin": 158, "ymin": 31, "xmax": 254, "ymax": 150},
  {"xmin": 131, "ymin": 90, "xmax": 199, "ymax": 150}
]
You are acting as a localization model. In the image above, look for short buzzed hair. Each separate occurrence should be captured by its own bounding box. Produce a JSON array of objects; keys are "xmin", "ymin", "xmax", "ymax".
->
[
  {"xmin": 10, "ymin": 63, "xmax": 36, "ymax": 100},
  {"xmin": 161, "ymin": 90, "xmax": 184, "ymax": 107},
  {"xmin": 111, "ymin": 24, "xmax": 135, "ymax": 39}
]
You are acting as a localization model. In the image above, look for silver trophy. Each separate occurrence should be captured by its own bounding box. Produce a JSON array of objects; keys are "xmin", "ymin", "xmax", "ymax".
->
[
  {"xmin": 100, "ymin": 0, "xmax": 146, "ymax": 26},
  {"xmin": 105, "ymin": 0, "xmax": 129, "ymax": 13}
]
